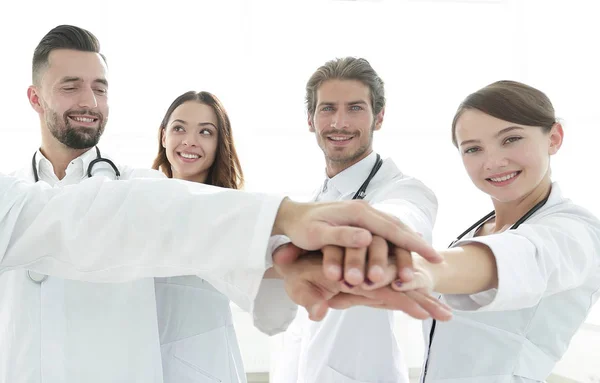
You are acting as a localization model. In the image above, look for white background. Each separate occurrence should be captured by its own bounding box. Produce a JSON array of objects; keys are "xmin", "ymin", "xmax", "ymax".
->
[{"xmin": 1, "ymin": 0, "xmax": 598, "ymax": 380}]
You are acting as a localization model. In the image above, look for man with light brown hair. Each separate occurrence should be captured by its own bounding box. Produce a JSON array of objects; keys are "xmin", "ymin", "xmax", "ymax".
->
[{"xmin": 273, "ymin": 57, "xmax": 439, "ymax": 383}]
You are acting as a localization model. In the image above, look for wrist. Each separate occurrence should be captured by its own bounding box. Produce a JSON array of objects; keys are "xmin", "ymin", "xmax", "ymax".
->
[
  {"xmin": 414, "ymin": 253, "xmax": 448, "ymax": 292},
  {"xmin": 272, "ymin": 197, "xmax": 293, "ymax": 236}
]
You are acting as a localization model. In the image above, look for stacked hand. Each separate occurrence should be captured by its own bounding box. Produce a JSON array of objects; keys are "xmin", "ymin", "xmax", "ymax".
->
[{"xmin": 272, "ymin": 198, "xmax": 451, "ymax": 322}]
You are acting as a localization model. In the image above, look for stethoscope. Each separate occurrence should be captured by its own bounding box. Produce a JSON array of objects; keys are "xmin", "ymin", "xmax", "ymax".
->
[
  {"xmin": 423, "ymin": 190, "xmax": 551, "ymax": 378},
  {"xmin": 448, "ymin": 191, "xmax": 551, "ymax": 247},
  {"xmin": 352, "ymin": 153, "xmax": 383, "ymax": 200},
  {"xmin": 31, "ymin": 146, "xmax": 120, "ymax": 183},
  {"xmin": 28, "ymin": 146, "xmax": 120, "ymax": 284}
]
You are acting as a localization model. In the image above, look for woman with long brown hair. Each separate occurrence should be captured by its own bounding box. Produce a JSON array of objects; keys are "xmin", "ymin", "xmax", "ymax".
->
[
  {"xmin": 153, "ymin": 90, "xmax": 244, "ymax": 189},
  {"xmin": 151, "ymin": 91, "xmax": 252, "ymax": 382}
]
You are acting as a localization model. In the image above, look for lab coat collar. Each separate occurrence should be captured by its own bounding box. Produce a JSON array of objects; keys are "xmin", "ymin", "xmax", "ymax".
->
[
  {"xmin": 34, "ymin": 147, "xmax": 100, "ymax": 182},
  {"xmin": 324, "ymin": 151, "xmax": 379, "ymax": 197},
  {"xmin": 460, "ymin": 181, "xmax": 564, "ymax": 242},
  {"xmin": 546, "ymin": 181, "xmax": 563, "ymax": 208}
]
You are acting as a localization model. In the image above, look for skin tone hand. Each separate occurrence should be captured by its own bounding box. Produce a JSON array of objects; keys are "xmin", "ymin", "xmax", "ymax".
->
[
  {"xmin": 272, "ymin": 198, "xmax": 443, "ymax": 284},
  {"xmin": 389, "ymin": 243, "xmax": 498, "ymax": 295},
  {"xmin": 272, "ymin": 246, "xmax": 384, "ymax": 321},
  {"xmin": 326, "ymin": 243, "xmax": 498, "ymax": 322},
  {"xmin": 273, "ymin": 244, "xmax": 453, "ymax": 321}
]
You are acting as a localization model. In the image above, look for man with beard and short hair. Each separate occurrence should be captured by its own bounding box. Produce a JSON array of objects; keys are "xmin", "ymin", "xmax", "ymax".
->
[
  {"xmin": 4, "ymin": 24, "xmax": 303, "ymax": 383},
  {"xmin": 271, "ymin": 57, "xmax": 439, "ymax": 383}
]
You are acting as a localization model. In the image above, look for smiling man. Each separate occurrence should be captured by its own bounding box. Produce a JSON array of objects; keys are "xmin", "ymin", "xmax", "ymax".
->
[
  {"xmin": 271, "ymin": 57, "xmax": 439, "ymax": 383},
  {"xmin": 6, "ymin": 24, "xmax": 299, "ymax": 383}
]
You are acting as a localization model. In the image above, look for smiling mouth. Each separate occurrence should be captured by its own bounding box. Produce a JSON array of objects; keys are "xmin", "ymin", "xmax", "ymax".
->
[
  {"xmin": 68, "ymin": 115, "xmax": 99, "ymax": 124},
  {"xmin": 486, "ymin": 171, "xmax": 521, "ymax": 183},
  {"xmin": 327, "ymin": 135, "xmax": 354, "ymax": 142},
  {"xmin": 178, "ymin": 152, "xmax": 201, "ymax": 160}
]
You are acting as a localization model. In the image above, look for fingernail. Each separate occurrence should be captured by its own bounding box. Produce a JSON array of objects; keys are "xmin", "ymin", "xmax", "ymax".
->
[
  {"xmin": 344, "ymin": 281, "xmax": 354, "ymax": 288},
  {"xmin": 370, "ymin": 265, "xmax": 384, "ymax": 279},
  {"xmin": 310, "ymin": 304, "xmax": 320, "ymax": 318},
  {"xmin": 394, "ymin": 280, "xmax": 403, "ymax": 287},
  {"xmin": 440, "ymin": 308, "xmax": 453, "ymax": 318},
  {"xmin": 365, "ymin": 278, "xmax": 374, "ymax": 286},
  {"xmin": 327, "ymin": 265, "xmax": 341, "ymax": 278},
  {"xmin": 347, "ymin": 268, "xmax": 363, "ymax": 282}
]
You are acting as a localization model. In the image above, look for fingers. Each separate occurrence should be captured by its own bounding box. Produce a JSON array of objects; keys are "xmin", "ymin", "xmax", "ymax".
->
[
  {"xmin": 362, "ymin": 287, "xmax": 431, "ymax": 319},
  {"xmin": 348, "ymin": 203, "xmax": 442, "ymax": 264},
  {"xmin": 344, "ymin": 247, "xmax": 367, "ymax": 286},
  {"xmin": 363, "ymin": 287, "xmax": 453, "ymax": 321},
  {"xmin": 366, "ymin": 236, "xmax": 388, "ymax": 284},
  {"xmin": 308, "ymin": 301, "xmax": 329, "ymax": 321},
  {"xmin": 405, "ymin": 290, "xmax": 453, "ymax": 321},
  {"xmin": 328, "ymin": 286, "xmax": 453, "ymax": 322},
  {"xmin": 327, "ymin": 293, "xmax": 384, "ymax": 310},
  {"xmin": 360, "ymin": 260, "xmax": 398, "ymax": 291},
  {"xmin": 395, "ymin": 247, "xmax": 414, "ymax": 283},
  {"xmin": 272, "ymin": 243, "xmax": 305, "ymax": 266},
  {"xmin": 322, "ymin": 246, "xmax": 344, "ymax": 281},
  {"xmin": 315, "ymin": 220, "xmax": 373, "ymax": 249},
  {"xmin": 285, "ymin": 279, "xmax": 330, "ymax": 321}
]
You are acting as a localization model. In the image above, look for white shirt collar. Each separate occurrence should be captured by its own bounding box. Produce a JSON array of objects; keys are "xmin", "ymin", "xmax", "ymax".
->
[
  {"xmin": 323, "ymin": 151, "xmax": 378, "ymax": 197},
  {"xmin": 34, "ymin": 147, "xmax": 100, "ymax": 183}
]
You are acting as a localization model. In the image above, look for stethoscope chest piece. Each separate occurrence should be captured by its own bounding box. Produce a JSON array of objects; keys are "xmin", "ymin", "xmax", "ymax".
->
[{"xmin": 28, "ymin": 270, "xmax": 48, "ymax": 284}]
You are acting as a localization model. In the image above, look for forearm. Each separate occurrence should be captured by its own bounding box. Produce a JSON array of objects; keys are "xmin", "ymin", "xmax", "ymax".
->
[
  {"xmin": 425, "ymin": 243, "xmax": 498, "ymax": 294},
  {"xmin": 2, "ymin": 176, "xmax": 281, "ymax": 281}
]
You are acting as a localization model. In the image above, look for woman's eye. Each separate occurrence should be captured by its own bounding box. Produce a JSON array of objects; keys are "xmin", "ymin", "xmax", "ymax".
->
[{"xmin": 504, "ymin": 136, "xmax": 522, "ymax": 144}]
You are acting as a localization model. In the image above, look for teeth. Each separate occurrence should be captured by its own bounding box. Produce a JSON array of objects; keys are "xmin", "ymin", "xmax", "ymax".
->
[
  {"xmin": 490, "ymin": 172, "xmax": 518, "ymax": 182},
  {"xmin": 180, "ymin": 152, "xmax": 200, "ymax": 159},
  {"xmin": 71, "ymin": 116, "xmax": 95, "ymax": 123},
  {"xmin": 329, "ymin": 136, "xmax": 352, "ymax": 141}
]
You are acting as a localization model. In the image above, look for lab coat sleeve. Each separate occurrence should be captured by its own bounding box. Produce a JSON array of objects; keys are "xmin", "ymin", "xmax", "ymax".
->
[
  {"xmin": 123, "ymin": 165, "xmax": 298, "ymax": 324},
  {"xmin": 0, "ymin": 174, "xmax": 284, "ymax": 312},
  {"xmin": 370, "ymin": 177, "xmax": 438, "ymax": 244},
  {"xmin": 251, "ymin": 235, "xmax": 298, "ymax": 335},
  {"xmin": 443, "ymin": 208, "xmax": 600, "ymax": 312}
]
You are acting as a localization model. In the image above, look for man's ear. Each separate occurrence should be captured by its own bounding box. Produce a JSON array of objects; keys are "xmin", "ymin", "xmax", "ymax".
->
[
  {"xmin": 27, "ymin": 86, "xmax": 45, "ymax": 114},
  {"xmin": 308, "ymin": 114, "xmax": 315, "ymax": 133},
  {"xmin": 373, "ymin": 107, "xmax": 385, "ymax": 131}
]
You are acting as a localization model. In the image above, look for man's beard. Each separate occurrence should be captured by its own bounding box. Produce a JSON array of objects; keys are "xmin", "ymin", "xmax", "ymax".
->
[
  {"xmin": 45, "ymin": 107, "xmax": 106, "ymax": 149},
  {"xmin": 322, "ymin": 120, "xmax": 375, "ymax": 165}
]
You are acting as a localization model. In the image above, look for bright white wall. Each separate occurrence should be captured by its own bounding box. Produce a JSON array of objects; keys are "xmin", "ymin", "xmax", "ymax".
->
[{"xmin": 1, "ymin": 0, "xmax": 598, "ymax": 380}]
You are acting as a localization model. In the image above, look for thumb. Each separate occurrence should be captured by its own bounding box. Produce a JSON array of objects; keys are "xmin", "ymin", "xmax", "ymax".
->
[
  {"xmin": 272, "ymin": 243, "xmax": 304, "ymax": 265},
  {"xmin": 308, "ymin": 301, "xmax": 329, "ymax": 321},
  {"xmin": 287, "ymin": 281, "xmax": 331, "ymax": 321}
]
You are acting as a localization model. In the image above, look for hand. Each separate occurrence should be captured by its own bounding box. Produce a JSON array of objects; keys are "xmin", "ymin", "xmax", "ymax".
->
[
  {"xmin": 320, "ymin": 236, "xmax": 435, "ymax": 287},
  {"xmin": 272, "ymin": 246, "xmax": 384, "ymax": 321},
  {"xmin": 272, "ymin": 199, "xmax": 442, "ymax": 275},
  {"xmin": 327, "ymin": 287, "xmax": 453, "ymax": 322},
  {"xmin": 273, "ymin": 244, "xmax": 452, "ymax": 322},
  {"xmin": 324, "ymin": 247, "xmax": 452, "ymax": 322},
  {"xmin": 390, "ymin": 251, "xmax": 438, "ymax": 294}
]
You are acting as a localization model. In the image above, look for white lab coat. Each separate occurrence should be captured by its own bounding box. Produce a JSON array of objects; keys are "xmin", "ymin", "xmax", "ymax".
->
[
  {"xmin": 421, "ymin": 182, "xmax": 600, "ymax": 383},
  {"xmin": 271, "ymin": 152, "xmax": 438, "ymax": 383},
  {"xmin": 0, "ymin": 148, "xmax": 295, "ymax": 383}
]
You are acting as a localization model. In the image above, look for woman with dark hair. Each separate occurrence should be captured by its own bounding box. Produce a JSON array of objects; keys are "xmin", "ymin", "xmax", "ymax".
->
[
  {"xmin": 381, "ymin": 80, "xmax": 600, "ymax": 382},
  {"xmin": 152, "ymin": 91, "xmax": 256, "ymax": 383}
]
